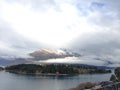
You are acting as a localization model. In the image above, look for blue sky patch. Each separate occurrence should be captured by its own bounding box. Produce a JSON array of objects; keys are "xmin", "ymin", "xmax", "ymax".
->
[{"xmin": 91, "ymin": 2, "xmax": 105, "ymax": 7}]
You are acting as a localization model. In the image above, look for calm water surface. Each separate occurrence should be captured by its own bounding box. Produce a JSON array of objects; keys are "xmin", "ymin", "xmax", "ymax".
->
[{"xmin": 0, "ymin": 71, "xmax": 112, "ymax": 90}]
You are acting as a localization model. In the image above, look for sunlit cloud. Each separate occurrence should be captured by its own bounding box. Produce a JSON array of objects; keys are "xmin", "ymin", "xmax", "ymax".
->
[
  {"xmin": 0, "ymin": 0, "xmax": 96, "ymax": 47},
  {"xmin": 0, "ymin": 0, "xmax": 120, "ymax": 66}
]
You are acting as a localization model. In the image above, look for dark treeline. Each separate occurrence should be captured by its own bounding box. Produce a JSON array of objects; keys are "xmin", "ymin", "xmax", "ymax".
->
[
  {"xmin": 5, "ymin": 64, "xmax": 111, "ymax": 75},
  {"xmin": 0, "ymin": 67, "xmax": 4, "ymax": 71}
]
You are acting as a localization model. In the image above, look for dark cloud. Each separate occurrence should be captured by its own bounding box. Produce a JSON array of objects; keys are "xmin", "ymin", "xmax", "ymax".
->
[
  {"xmin": 77, "ymin": 31, "xmax": 119, "ymax": 49},
  {"xmin": 69, "ymin": 29, "xmax": 120, "ymax": 66}
]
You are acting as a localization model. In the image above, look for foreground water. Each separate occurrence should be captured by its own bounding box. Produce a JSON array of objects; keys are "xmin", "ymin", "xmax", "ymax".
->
[{"xmin": 0, "ymin": 71, "xmax": 112, "ymax": 90}]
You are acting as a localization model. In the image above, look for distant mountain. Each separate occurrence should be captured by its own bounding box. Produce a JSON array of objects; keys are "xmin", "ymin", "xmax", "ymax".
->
[
  {"xmin": 0, "ymin": 57, "xmax": 30, "ymax": 66},
  {"xmin": 29, "ymin": 49, "xmax": 73, "ymax": 60},
  {"xmin": 0, "ymin": 49, "xmax": 117, "ymax": 68},
  {"xmin": 0, "ymin": 57, "xmax": 14, "ymax": 66},
  {"xmin": 0, "ymin": 49, "xmax": 81, "ymax": 66},
  {"xmin": 66, "ymin": 63, "xmax": 114, "ymax": 69},
  {"xmin": 0, "ymin": 56, "xmax": 114, "ymax": 69}
]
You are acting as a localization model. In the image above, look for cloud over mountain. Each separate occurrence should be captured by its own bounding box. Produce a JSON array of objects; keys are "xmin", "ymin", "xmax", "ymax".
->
[
  {"xmin": 29, "ymin": 49, "xmax": 73, "ymax": 60},
  {"xmin": 0, "ymin": 0, "xmax": 120, "ymax": 66}
]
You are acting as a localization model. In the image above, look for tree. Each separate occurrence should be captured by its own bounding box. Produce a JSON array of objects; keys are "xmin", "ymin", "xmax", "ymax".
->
[
  {"xmin": 110, "ymin": 74, "xmax": 117, "ymax": 82},
  {"xmin": 115, "ymin": 67, "xmax": 120, "ymax": 81}
]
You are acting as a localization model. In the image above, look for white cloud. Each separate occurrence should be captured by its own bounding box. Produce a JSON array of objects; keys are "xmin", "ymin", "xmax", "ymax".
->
[
  {"xmin": 0, "ymin": 0, "xmax": 97, "ymax": 47},
  {"xmin": 0, "ymin": 0, "xmax": 120, "ymax": 66}
]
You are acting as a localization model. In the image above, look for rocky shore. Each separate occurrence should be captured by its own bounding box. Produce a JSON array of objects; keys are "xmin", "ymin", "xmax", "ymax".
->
[
  {"xmin": 70, "ymin": 81, "xmax": 120, "ymax": 90},
  {"xmin": 70, "ymin": 67, "xmax": 120, "ymax": 90}
]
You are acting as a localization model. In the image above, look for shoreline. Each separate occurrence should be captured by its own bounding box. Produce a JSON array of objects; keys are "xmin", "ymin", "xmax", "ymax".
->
[
  {"xmin": 5, "ymin": 70, "xmax": 111, "ymax": 76},
  {"xmin": 5, "ymin": 70, "xmax": 69, "ymax": 76}
]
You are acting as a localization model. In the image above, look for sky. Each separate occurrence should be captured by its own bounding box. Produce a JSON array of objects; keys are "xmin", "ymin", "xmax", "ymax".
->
[{"xmin": 0, "ymin": 0, "xmax": 120, "ymax": 66}]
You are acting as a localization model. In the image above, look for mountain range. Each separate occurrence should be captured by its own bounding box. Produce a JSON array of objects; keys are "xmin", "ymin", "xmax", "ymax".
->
[{"xmin": 0, "ymin": 49, "xmax": 118, "ymax": 68}]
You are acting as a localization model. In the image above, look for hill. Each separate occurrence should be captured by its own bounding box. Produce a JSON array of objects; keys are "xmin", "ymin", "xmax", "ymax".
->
[{"xmin": 5, "ymin": 64, "xmax": 111, "ymax": 75}]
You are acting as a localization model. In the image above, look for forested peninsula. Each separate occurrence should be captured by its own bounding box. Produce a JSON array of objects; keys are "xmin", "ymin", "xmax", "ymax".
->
[{"xmin": 5, "ymin": 64, "xmax": 111, "ymax": 75}]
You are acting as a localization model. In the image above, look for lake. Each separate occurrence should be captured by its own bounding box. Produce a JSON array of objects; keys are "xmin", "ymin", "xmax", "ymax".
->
[{"xmin": 0, "ymin": 71, "xmax": 112, "ymax": 90}]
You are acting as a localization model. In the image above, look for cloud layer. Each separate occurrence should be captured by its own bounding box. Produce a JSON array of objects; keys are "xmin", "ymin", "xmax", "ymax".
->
[{"xmin": 0, "ymin": 0, "xmax": 120, "ymax": 66}]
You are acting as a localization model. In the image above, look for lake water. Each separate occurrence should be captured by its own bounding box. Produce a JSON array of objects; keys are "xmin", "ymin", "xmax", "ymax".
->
[{"xmin": 0, "ymin": 71, "xmax": 112, "ymax": 90}]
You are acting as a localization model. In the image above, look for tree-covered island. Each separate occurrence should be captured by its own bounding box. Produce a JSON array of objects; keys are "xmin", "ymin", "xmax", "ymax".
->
[{"xmin": 5, "ymin": 64, "xmax": 111, "ymax": 75}]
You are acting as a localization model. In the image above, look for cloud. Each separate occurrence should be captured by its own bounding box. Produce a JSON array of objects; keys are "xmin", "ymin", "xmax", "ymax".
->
[
  {"xmin": 0, "ymin": 0, "xmax": 120, "ymax": 66},
  {"xmin": 0, "ymin": 0, "xmax": 96, "ymax": 47},
  {"xmin": 0, "ymin": 18, "xmax": 45, "ymax": 57}
]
